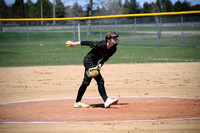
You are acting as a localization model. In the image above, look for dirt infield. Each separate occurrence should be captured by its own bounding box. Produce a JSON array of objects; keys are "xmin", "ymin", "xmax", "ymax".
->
[
  {"xmin": 0, "ymin": 63, "xmax": 200, "ymax": 132},
  {"xmin": 1, "ymin": 97, "xmax": 200, "ymax": 123}
]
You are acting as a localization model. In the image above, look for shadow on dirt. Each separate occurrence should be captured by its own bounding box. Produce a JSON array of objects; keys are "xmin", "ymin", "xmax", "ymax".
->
[{"xmin": 90, "ymin": 103, "xmax": 129, "ymax": 108}]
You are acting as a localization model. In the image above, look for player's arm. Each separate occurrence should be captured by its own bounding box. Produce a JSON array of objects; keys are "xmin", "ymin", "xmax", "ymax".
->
[
  {"xmin": 99, "ymin": 47, "xmax": 116, "ymax": 67},
  {"xmin": 99, "ymin": 56, "xmax": 110, "ymax": 67},
  {"xmin": 66, "ymin": 41, "xmax": 81, "ymax": 47},
  {"xmin": 66, "ymin": 41, "xmax": 96, "ymax": 47}
]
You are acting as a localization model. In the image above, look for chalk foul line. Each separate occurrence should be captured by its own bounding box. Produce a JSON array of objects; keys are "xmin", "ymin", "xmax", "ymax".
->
[
  {"xmin": 0, "ymin": 96, "xmax": 200, "ymax": 105},
  {"xmin": 1, "ymin": 117, "xmax": 200, "ymax": 124}
]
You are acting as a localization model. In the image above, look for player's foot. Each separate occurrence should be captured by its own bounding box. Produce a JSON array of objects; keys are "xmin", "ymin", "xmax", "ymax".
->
[
  {"xmin": 104, "ymin": 98, "xmax": 118, "ymax": 108},
  {"xmin": 74, "ymin": 102, "xmax": 90, "ymax": 108}
]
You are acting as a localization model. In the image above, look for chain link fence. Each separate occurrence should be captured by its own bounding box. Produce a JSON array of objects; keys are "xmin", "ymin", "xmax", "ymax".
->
[{"xmin": 0, "ymin": 12, "xmax": 200, "ymax": 47}]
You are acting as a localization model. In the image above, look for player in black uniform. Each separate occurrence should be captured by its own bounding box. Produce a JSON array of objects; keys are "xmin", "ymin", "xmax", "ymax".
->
[{"xmin": 66, "ymin": 32, "xmax": 119, "ymax": 108}]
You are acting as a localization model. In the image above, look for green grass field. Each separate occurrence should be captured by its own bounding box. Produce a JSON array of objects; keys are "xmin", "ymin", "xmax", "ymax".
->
[
  {"xmin": 0, "ymin": 45, "xmax": 199, "ymax": 67},
  {"xmin": 0, "ymin": 27, "xmax": 199, "ymax": 67},
  {"xmin": 0, "ymin": 26, "xmax": 199, "ymax": 47}
]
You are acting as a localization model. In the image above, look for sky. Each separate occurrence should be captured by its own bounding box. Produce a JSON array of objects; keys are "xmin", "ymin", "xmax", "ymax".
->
[{"xmin": 5, "ymin": 0, "xmax": 200, "ymax": 7}]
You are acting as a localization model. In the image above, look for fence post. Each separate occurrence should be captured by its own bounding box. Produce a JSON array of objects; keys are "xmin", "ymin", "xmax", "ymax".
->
[
  {"xmin": 134, "ymin": 17, "xmax": 136, "ymax": 46},
  {"xmin": 99, "ymin": 19, "xmax": 102, "ymax": 40},
  {"xmin": 78, "ymin": 23, "xmax": 81, "ymax": 42},
  {"xmin": 115, "ymin": 19, "xmax": 117, "ymax": 33},
  {"xmin": 86, "ymin": 20, "xmax": 88, "ymax": 40},
  {"xmin": 26, "ymin": 21, "xmax": 30, "ymax": 46},
  {"xmin": 41, "ymin": 0, "xmax": 43, "ymax": 26},
  {"xmin": 73, "ymin": 18, "xmax": 76, "ymax": 42},
  {"xmin": 156, "ymin": 16, "xmax": 159, "ymax": 47},
  {"xmin": 181, "ymin": 15, "xmax": 183, "ymax": 47}
]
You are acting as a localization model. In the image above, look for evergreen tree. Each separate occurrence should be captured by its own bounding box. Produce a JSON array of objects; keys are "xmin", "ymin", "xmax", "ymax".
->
[
  {"xmin": 28, "ymin": 0, "xmax": 37, "ymax": 18},
  {"xmin": 142, "ymin": 2, "xmax": 151, "ymax": 13},
  {"xmin": 193, "ymin": 4, "xmax": 200, "ymax": 11},
  {"xmin": 24, "ymin": 0, "xmax": 33, "ymax": 18},
  {"xmin": 154, "ymin": 0, "xmax": 173, "ymax": 12},
  {"xmin": 156, "ymin": 0, "xmax": 161, "ymax": 12},
  {"xmin": 123, "ymin": 0, "xmax": 130, "ymax": 14},
  {"xmin": 11, "ymin": 0, "xmax": 20, "ymax": 18},
  {"xmin": 174, "ymin": 1, "xmax": 192, "ymax": 11},
  {"xmin": 165, "ymin": 0, "xmax": 173, "ymax": 12},
  {"xmin": 0, "ymin": 0, "xmax": 10, "ymax": 30},
  {"xmin": 118, "ymin": 0, "xmax": 122, "ymax": 8},
  {"xmin": 182, "ymin": 1, "xmax": 192, "ymax": 11},
  {"xmin": 174, "ymin": 1, "xmax": 182, "ymax": 11},
  {"xmin": 0, "ymin": 0, "xmax": 9, "ymax": 18},
  {"xmin": 56, "ymin": 0, "xmax": 65, "ymax": 18},
  {"xmin": 123, "ymin": 0, "xmax": 140, "ymax": 14}
]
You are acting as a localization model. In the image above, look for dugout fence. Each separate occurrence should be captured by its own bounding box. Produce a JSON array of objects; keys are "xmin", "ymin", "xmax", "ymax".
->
[{"xmin": 0, "ymin": 11, "xmax": 200, "ymax": 47}]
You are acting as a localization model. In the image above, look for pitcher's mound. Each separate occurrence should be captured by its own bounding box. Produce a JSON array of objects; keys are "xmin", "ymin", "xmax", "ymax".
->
[{"xmin": 0, "ymin": 97, "xmax": 200, "ymax": 123}]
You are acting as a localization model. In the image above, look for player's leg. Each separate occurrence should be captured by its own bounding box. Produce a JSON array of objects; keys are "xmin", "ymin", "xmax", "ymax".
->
[
  {"xmin": 74, "ymin": 58, "xmax": 97, "ymax": 108},
  {"xmin": 74, "ymin": 70, "xmax": 92, "ymax": 108},
  {"xmin": 94, "ymin": 73, "xmax": 108, "ymax": 102},
  {"xmin": 94, "ymin": 73, "xmax": 118, "ymax": 108}
]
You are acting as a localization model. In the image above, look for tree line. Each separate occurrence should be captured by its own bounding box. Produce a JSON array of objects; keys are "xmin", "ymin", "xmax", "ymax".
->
[{"xmin": 0, "ymin": 0, "xmax": 199, "ymax": 19}]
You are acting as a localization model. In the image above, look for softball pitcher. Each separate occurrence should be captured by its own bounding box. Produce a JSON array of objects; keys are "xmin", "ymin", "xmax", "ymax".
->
[{"xmin": 66, "ymin": 32, "xmax": 119, "ymax": 108}]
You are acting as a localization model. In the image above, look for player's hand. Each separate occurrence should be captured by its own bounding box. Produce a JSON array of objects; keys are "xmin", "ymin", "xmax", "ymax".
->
[
  {"xmin": 98, "ymin": 64, "xmax": 102, "ymax": 68},
  {"xmin": 96, "ymin": 65, "xmax": 101, "ymax": 70},
  {"xmin": 66, "ymin": 41, "xmax": 72, "ymax": 47}
]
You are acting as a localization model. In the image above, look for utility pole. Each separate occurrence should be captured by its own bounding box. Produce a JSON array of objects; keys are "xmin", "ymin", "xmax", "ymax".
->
[
  {"xmin": 53, "ymin": 0, "xmax": 55, "ymax": 25},
  {"xmin": 41, "ymin": 0, "xmax": 43, "ymax": 25}
]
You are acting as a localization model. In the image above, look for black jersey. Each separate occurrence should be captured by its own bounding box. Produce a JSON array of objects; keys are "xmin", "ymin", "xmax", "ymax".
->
[{"xmin": 81, "ymin": 40, "xmax": 117, "ymax": 68}]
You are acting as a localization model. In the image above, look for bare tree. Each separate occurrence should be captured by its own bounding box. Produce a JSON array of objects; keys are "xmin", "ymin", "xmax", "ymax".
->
[
  {"xmin": 86, "ymin": 0, "xmax": 93, "ymax": 35},
  {"xmin": 107, "ymin": 0, "xmax": 123, "ymax": 15},
  {"xmin": 150, "ymin": 0, "xmax": 174, "ymax": 38},
  {"xmin": 19, "ymin": 0, "xmax": 25, "ymax": 26},
  {"xmin": 150, "ymin": 1, "xmax": 162, "ymax": 38}
]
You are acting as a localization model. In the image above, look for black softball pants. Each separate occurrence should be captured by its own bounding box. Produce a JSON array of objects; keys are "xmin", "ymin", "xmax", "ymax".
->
[{"xmin": 75, "ymin": 69, "xmax": 108, "ymax": 103}]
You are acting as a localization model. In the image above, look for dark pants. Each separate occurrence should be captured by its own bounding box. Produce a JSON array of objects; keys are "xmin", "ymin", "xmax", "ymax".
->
[{"xmin": 75, "ymin": 58, "xmax": 108, "ymax": 102}]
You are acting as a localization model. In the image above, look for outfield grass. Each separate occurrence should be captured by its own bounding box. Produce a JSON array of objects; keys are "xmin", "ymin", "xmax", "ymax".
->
[
  {"xmin": 0, "ymin": 26, "xmax": 199, "ymax": 47},
  {"xmin": 0, "ymin": 27, "xmax": 199, "ymax": 67},
  {"xmin": 0, "ymin": 45, "xmax": 199, "ymax": 67},
  {"xmin": 0, "ymin": 31, "xmax": 72, "ymax": 46}
]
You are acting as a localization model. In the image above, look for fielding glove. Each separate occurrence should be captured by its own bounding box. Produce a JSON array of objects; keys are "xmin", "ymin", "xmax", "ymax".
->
[{"xmin": 86, "ymin": 65, "xmax": 101, "ymax": 78}]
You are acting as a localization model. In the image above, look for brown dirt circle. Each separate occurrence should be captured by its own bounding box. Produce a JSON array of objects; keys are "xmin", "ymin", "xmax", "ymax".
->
[{"xmin": 0, "ymin": 97, "xmax": 200, "ymax": 123}]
